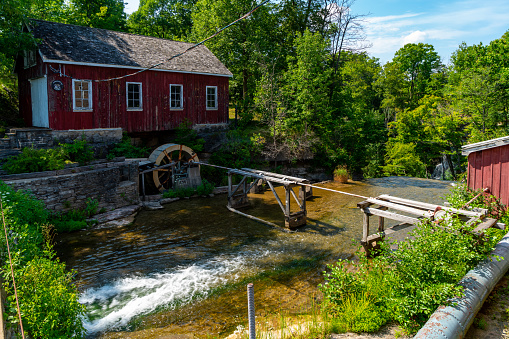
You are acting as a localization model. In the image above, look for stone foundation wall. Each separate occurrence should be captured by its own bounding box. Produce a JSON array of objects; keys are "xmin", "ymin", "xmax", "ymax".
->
[{"xmin": 1, "ymin": 159, "xmax": 139, "ymax": 212}]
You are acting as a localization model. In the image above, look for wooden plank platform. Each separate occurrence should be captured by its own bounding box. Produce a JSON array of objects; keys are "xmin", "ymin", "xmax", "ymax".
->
[{"xmin": 358, "ymin": 195, "xmax": 494, "ymax": 256}]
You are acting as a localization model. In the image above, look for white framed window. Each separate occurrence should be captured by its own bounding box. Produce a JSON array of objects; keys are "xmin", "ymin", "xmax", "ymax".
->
[
  {"xmin": 23, "ymin": 49, "xmax": 37, "ymax": 68},
  {"xmin": 126, "ymin": 82, "xmax": 142, "ymax": 110},
  {"xmin": 170, "ymin": 84, "xmax": 183, "ymax": 109},
  {"xmin": 206, "ymin": 86, "xmax": 217, "ymax": 110},
  {"xmin": 72, "ymin": 79, "xmax": 92, "ymax": 111}
]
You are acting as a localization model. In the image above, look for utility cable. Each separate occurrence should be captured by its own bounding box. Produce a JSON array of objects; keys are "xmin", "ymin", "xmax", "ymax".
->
[
  {"xmin": 194, "ymin": 161, "xmax": 369, "ymax": 200},
  {"xmin": 49, "ymin": 0, "xmax": 270, "ymax": 83},
  {"xmin": 0, "ymin": 198, "xmax": 26, "ymax": 339}
]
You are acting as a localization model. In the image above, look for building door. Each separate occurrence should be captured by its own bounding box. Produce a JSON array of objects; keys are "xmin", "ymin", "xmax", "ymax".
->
[{"xmin": 29, "ymin": 76, "xmax": 49, "ymax": 128}]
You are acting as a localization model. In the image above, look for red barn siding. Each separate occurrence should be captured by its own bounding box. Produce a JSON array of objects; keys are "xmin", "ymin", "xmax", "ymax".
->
[
  {"xmin": 467, "ymin": 144, "xmax": 509, "ymax": 206},
  {"xmin": 18, "ymin": 60, "xmax": 229, "ymax": 132}
]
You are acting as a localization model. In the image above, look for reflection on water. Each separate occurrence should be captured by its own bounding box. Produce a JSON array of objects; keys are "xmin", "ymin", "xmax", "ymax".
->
[{"xmin": 55, "ymin": 177, "xmax": 454, "ymax": 338}]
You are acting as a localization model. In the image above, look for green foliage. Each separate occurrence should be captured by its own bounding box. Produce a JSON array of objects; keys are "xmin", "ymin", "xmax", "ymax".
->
[
  {"xmin": 0, "ymin": 182, "xmax": 84, "ymax": 337},
  {"xmin": 108, "ymin": 133, "xmax": 149, "ymax": 159},
  {"xmin": 12, "ymin": 253, "xmax": 85, "ymax": 338},
  {"xmin": 3, "ymin": 147, "xmax": 69, "ymax": 174},
  {"xmin": 174, "ymin": 120, "xmax": 205, "ymax": 152},
  {"xmin": 382, "ymin": 142, "xmax": 425, "ymax": 177},
  {"xmin": 50, "ymin": 198, "xmax": 99, "ymax": 232},
  {"xmin": 61, "ymin": 138, "xmax": 94, "ymax": 165},
  {"xmin": 321, "ymin": 184, "xmax": 507, "ymax": 333},
  {"xmin": 3, "ymin": 139, "xmax": 98, "ymax": 174},
  {"xmin": 162, "ymin": 179, "xmax": 215, "ymax": 198},
  {"xmin": 128, "ymin": 0, "xmax": 196, "ymax": 40},
  {"xmin": 169, "ymin": 179, "xmax": 213, "ymax": 198}
]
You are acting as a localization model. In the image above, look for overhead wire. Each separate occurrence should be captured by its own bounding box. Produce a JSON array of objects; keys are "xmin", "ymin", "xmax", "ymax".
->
[
  {"xmin": 49, "ymin": 0, "xmax": 271, "ymax": 83},
  {"xmin": 0, "ymin": 198, "xmax": 26, "ymax": 339}
]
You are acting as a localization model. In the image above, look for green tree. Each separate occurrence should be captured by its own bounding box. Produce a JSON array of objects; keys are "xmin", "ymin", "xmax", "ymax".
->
[
  {"xmin": 68, "ymin": 0, "xmax": 127, "ymax": 30},
  {"xmin": 380, "ymin": 43, "xmax": 443, "ymax": 112},
  {"xmin": 191, "ymin": 0, "xmax": 279, "ymax": 119},
  {"xmin": 127, "ymin": 0, "xmax": 196, "ymax": 40}
]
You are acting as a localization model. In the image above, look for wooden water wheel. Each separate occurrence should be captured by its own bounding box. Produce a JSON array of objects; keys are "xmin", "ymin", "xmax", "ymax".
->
[{"xmin": 148, "ymin": 143, "xmax": 200, "ymax": 192}]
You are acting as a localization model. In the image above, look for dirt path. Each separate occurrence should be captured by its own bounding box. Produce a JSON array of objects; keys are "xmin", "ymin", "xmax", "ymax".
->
[{"xmin": 464, "ymin": 272, "xmax": 509, "ymax": 339}]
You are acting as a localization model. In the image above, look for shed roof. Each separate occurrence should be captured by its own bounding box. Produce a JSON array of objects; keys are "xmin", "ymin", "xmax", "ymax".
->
[
  {"xmin": 29, "ymin": 19, "xmax": 233, "ymax": 77},
  {"xmin": 461, "ymin": 136, "xmax": 509, "ymax": 155}
]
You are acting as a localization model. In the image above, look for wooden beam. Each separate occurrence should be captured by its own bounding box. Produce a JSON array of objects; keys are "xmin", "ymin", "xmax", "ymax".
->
[
  {"xmin": 473, "ymin": 218, "xmax": 498, "ymax": 233},
  {"xmin": 289, "ymin": 187, "xmax": 302, "ymax": 209},
  {"xmin": 366, "ymin": 198, "xmax": 434, "ymax": 218},
  {"xmin": 377, "ymin": 194, "xmax": 486, "ymax": 218},
  {"xmin": 362, "ymin": 207, "xmax": 420, "ymax": 224},
  {"xmin": 366, "ymin": 223, "xmax": 415, "ymax": 243},
  {"xmin": 267, "ymin": 181, "xmax": 286, "ymax": 214}
]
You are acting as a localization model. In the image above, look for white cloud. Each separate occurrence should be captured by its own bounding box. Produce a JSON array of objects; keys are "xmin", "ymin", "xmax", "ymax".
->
[
  {"xmin": 403, "ymin": 30, "xmax": 427, "ymax": 44},
  {"xmin": 362, "ymin": 0, "xmax": 509, "ymax": 64}
]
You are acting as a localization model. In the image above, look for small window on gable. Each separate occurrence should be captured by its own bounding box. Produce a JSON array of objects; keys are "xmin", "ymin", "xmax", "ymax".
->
[
  {"xmin": 170, "ymin": 84, "xmax": 183, "ymax": 109},
  {"xmin": 127, "ymin": 82, "xmax": 142, "ymax": 110},
  {"xmin": 206, "ymin": 86, "xmax": 217, "ymax": 110},
  {"xmin": 23, "ymin": 49, "xmax": 37, "ymax": 68},
  {"xmin": 72, "ymin": 79, "xmax": 92, "ymax": 111}
]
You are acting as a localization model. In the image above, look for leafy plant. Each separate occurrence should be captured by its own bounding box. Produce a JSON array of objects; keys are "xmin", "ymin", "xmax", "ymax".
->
[
  {"xmin": 174, "ymin": 120, "xmax": 205, "ymax": 152},
  {"xmin": 107, "ymin": 132, "xmax": 150, "ymax": 159},
  {"xmin": 61, "ymin": 138, "xmax": 94, "ymax": 165},
  {"xmin": 50, "ymin": 198, "xmax": 99, "ymax": 233},
  {"xmin": 163, "ymin": 179, "xmax": 215, "ymax": 198},
  {"xmin": 0, "ymin": 182, "xmax": 84, "ymax": 337},
  {"xmin": 3, "ymin": 147, "xmax": 70, "ymax": 174},
  {"xmin": 333, "ymin": 165, "xmax": 348, "ymax": 183},
  {"xmin": 11, "ymin": 252, "xmax": 85, "ymax": 338},
  {"xmin": 320, "ymin": 184, "xmax": 507, "ymax": 334}
]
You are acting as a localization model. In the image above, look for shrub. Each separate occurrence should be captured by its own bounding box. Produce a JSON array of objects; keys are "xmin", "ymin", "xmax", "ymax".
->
[
  {"xmin": 107, "ymin": 133, "xmax": 149, "ymax": 159},
  {"xmin": 50, "ymin": 198, "xmax": 99, "ymax": 233},
  {"xmin": 61, "ymin": 138, "xmax": 94, "ymax": 165},
  {"xmin": 333, "ymin": 165, "xmax": 349, "ymax": 183},
  {"xmin": 320, "ymin": 184, "xmax": 507, "ymax": 333},
  {"xmin": 0, "ymin": 182, "xmax": 84, "ymax": 337},
  {"xmin": 11, "ymin": 253, "xmax": 85, "ymax": 338},
  {"xmin": 3, "ymin": 147, "xmax": 69, "ymax": 174},
  {"xmin": 174, "ymin": 120, "xmax": 205, "ymax": 152},
  {"xmin": 163, "ymin": 179, "xmax": 215, "ymax": 199}
]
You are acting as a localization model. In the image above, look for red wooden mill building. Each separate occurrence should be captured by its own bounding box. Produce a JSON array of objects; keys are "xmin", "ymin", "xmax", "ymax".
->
[
  {"xmin": 462, "ymin": 136, "xmax": 509, "ymax": 206},
  {"xmin": 16, "ymin": 20, "xmax": 232, "ymax": 132}
]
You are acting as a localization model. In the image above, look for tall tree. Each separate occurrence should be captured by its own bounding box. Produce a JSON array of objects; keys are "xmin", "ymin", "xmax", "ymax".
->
[
  {"xmin": 127, "ymin": 0, "xmax": 196, "ymax": 40},
  {"xmin": 380, "ymin": 43, "xmax": 443, "ymax": 112},
  {"xmin": 68, "ymin": 0, "xmax": 127, "ymax": 31},
  {"xmin": 191, "ymin": 0, "xmax": 278, "ymax": 119}
]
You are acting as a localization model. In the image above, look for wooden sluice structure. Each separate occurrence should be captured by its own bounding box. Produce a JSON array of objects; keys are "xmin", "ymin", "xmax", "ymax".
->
[
  {"xmin": 227, "ymin": 168, "xmax": 312, "ymax": 229},
  {"xmin": 357, "ymin": 194, "xmax": 502, "ymax": 255}
]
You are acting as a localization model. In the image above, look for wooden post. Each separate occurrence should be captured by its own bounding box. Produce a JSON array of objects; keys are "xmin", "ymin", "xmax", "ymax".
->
[
  {"xmin": 378, "ymin": 216, "xmax": 384, "ymax": 233},
  {"xmin": 300, "ymin": 185, "xmax": 306, "ymax": 214},
  {"xmin": 228, "ymin": 172, "xmax": 232, "ymax": 207},
  {"xmin": 141, "ymin": 174, "xmax": 146, "ymax": 201},
  {"xmin": 362, "ymin": 212, "xmax": 370, "ymax": 244},
  {"xmin": 285, "ymin": 185, "xmax": 291, "ymax": 217}
]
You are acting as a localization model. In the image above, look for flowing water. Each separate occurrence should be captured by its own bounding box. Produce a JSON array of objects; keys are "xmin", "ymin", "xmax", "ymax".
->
[{"xmin": 55, "ymin": 177, "xmax": 454, "ymax": 338}]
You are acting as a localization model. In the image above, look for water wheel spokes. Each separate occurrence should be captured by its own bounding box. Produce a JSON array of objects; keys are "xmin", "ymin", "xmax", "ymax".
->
[{"xmin": 148, "ymin": 144, "xmax": 200, "ymax": 192}]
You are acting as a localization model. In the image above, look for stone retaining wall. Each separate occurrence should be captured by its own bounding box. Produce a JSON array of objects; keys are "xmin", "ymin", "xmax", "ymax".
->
[{"xmin": 1, "ymin": 159, "xmax": 139, "ymax": 212}]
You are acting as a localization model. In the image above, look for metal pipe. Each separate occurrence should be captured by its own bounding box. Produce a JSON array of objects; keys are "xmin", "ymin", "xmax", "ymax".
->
[
  {"xmin": 414, "ymin": 230, "xmax": 509, "ymax": 338},
  {"xmin": 247, "ymin": 283, "xmax": 256, "ymax": 339}
]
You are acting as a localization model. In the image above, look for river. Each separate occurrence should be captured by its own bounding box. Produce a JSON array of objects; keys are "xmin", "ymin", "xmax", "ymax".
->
[{"xmin": 55, "ymin": 177, "xmax": 454, "ymax": 338}]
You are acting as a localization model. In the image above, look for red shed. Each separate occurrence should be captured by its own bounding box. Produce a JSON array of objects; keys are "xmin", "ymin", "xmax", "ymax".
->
[
  {"xmin": 15, "ymin": 20, "xmax": 233, "ymax": 132},
  {"xmin": 462, "ymin": 136, "xmax": 509, "ymax": 206}
]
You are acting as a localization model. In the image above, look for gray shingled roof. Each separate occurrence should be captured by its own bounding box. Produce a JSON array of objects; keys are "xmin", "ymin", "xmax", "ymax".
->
[{"xmin": 30, "ymin": 19, "xmax": 233, "ymax": 77}]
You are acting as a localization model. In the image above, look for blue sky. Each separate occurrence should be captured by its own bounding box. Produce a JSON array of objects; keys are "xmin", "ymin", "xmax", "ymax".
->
[{"xmin": 124, "ymin": 0, "xmax": 509, "ymax": 65}]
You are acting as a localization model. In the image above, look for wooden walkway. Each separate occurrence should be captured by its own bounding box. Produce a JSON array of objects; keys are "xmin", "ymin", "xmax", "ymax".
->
[{"xmin": 357, "ymin": 194, "xmax": 501, "ymax": 255}]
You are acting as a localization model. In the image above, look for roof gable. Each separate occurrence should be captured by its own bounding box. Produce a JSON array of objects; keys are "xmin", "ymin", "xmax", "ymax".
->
[{"xmin": 30, "ymin": 19, "xmax": 233, "ymax": 77}]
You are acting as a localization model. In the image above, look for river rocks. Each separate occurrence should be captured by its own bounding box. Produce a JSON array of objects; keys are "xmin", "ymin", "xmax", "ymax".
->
[
  {"xmin": 142, "ymin": 201, "xmax": 163, "ymax": 210},
  {"xmin": 88, "ymin": 204, "xmax": 142, "ymax": 229}
]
